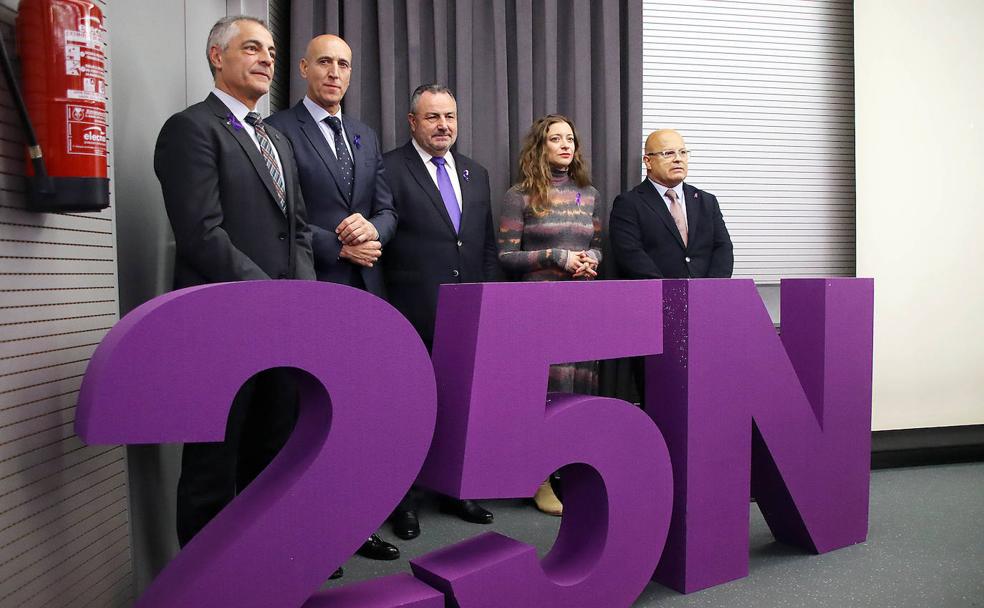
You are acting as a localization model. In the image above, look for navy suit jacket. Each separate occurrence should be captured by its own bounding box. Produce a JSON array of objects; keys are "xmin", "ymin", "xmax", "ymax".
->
[
  {"xmin": 267, "ymin": 101, "xmax": 396, "ymax": 296},
  {"xmin": 610, "ymin": 179, "xmax": 733, "ymax": 279},
  {"xmin": 154, "ymin": 93, "xmax": 315, "ymax": 289},
  {"xmin": 382, "ymin": 141, "xmax": 498, "ymax": 348}
]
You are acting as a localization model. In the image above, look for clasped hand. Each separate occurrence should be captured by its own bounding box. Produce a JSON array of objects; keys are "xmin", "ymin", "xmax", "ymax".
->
[
  {"xmin": 337, "ymin": 213, "xmax": 381, "ymax": 268},
  {"xmin": 340, "ymin": 240, "xmax": 381, "ymax": 267},
  {"xmin": 565, "ymin": 251, "xmax": 598, "ymax": 279},
  {"xmin": 336, "ymin": 213, "xmax": 378, "ymax": 245}
]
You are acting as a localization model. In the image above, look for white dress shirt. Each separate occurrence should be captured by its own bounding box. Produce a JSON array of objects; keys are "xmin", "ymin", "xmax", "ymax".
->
[
  {"xmin": 303, "ymin": 96, "xmax": 354, "ymax": 159},
  {"xmin": 211, "ymin": 87, "xmax": 283, "ymax": 170},
  {"xmin": 412, "ymin": 138, "xmax": 463, "ymax": 212},
  {"xmin": 648, "ymin": 178, "xmax": 687, "ymax": 217}
]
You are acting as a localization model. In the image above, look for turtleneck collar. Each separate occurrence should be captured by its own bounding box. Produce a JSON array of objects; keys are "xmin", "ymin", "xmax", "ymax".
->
[{"xmin": 550, "ymin": 166, "xmax": 570, "ymax": 186}]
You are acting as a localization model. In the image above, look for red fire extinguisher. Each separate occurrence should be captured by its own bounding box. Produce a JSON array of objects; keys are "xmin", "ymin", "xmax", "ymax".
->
[{"xmin": 7, "ymin": 0, "xmax": 110, "ymax": 211}]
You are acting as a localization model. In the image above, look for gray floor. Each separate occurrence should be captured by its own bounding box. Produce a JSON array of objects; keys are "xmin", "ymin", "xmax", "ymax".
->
[{"xmin": 328, "ymin": 462, "xmax": 984, "ymax": 607}]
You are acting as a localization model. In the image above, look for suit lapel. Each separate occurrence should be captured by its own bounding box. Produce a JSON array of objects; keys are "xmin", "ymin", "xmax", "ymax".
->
[
  {"xmin": 403, "ymin": 143, "xmax": 457, "ymax": 234},
  {"xmin": 207, "ymin": 94, "xmax": 281, "ymax": 213},
  {"xmin": 683, "ymin": 183, "xmax": 700, "ymax": 246},
  {"xmin": 455, "ymin": 153, "xmax": 474, "ymax": 231},
  {"xmin": 296, "ymin": 103, "xmax": 350, "ymax": 205},
  {"xmin": 639, "ymin": 180, "xmax": 686, "ymax": 249}
]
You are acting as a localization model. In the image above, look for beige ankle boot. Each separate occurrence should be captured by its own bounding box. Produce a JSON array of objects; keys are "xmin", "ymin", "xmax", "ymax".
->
[{"xmin": 533, "ymin": 479, "xmax": 563, "ymax": 516}]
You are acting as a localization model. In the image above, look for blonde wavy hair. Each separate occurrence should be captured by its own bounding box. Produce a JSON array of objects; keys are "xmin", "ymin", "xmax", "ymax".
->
[{"xmin": 516, "ymin": 114, "xmax": 591, "ymax": 216}]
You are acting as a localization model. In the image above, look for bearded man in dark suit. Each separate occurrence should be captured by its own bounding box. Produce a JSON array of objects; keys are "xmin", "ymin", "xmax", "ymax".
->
[
  {"xmin": 382, "ymin": 84, "xmax": 498, "ymax": 540},
  {"xmin": 153, "ymin": 15, "xmax": 314, "ymax": 548}
]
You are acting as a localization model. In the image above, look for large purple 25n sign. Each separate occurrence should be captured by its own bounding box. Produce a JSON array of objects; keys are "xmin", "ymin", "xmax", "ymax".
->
[{"xmin": 75, "ymin": 278, "xmax": 873, "ymax": 607}]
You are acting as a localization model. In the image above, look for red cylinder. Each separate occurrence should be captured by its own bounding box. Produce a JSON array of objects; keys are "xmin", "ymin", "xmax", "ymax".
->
[{"xmin": 17, "ymin": 0, "xmax": 109, "ymax": 210}]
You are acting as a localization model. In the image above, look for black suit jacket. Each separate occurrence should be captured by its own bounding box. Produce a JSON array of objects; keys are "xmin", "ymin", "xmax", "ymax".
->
[
  {"xmin": 382, "ymin": 141, "xmax": 498, "ymax": 347},
  {"xmin": 154, "ymin": 93, "xmax": 315, "ymax": 288},
  {"xmin": 267, "ymin": 102, "xmax": 396, "ymax": 296},
  {"xmin": 610, "ymin": 179, "xmax": 733, "ymax": 279}
]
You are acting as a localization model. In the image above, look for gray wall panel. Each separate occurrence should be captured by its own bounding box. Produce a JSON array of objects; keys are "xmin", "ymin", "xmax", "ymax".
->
[
  {"xmin": 0, "ymin": 2, "xmax": 131, "ymax": 607},
  {"xmin": 109, "ymin": 0, "xmax": 267, "ymax": 596},
  {"xmin": 642, "ymin": 0, "xmax": 856, "ymax": 285}
]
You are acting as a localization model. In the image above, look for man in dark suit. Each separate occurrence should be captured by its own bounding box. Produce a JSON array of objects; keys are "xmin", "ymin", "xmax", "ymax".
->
[
  {"xmin": 382, "ymin": 84, "xmax": 498, "ymax": 539},
  {"xmin": 267, "ymin": 34, "xmax": 399, "ymax": 563},
  {"xmin": 610, "ymin": 128, "xmax": 733, "ymax": 401},
  {"xmin": 153, "ymin": 16, "xmax": 315, "ymax": 549},
  {"xmin": 267, "ymin": 35, "xmax": 396, "ymax": 296},
  {"xmin": 610, "ymin": 129, "xmax": 733, "ymax": 280}
]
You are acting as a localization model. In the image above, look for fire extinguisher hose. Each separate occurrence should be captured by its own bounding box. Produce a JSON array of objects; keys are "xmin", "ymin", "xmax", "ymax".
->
[{"xmin": 0, "ymin": 28, "xmax": 55, "ymax": 194}]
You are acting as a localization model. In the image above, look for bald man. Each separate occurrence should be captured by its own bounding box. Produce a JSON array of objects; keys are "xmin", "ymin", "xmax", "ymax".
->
[
  {"xmin": 610, "ymin": 129, "xmax": 733, "ymax": 280},
  {"xmin": 267, "ymin": 35, "xmax": 399, "ymax": 566},
  {"xmin": 610, "ymin": 129, "xmax": 733, "ymax": 403},
  {"xmin": 268, "ymin": 34, "xmax": 396, "ymax": 295}
]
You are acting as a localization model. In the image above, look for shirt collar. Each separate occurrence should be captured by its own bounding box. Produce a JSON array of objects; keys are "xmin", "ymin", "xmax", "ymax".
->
[
  {"xmin": 412, "ymin": 138, "xmax": 456, "ymax": 171},
  {"xmin": 212, "ymin": 87, "xmax": 253, "ymax": 121},
  {"xmin": 303, "ymin": 96, "xmax": 343, "ymax": 124},
  {"xmin": 648, "ymin": 177, "xmax": 684, "ymax": 202}
]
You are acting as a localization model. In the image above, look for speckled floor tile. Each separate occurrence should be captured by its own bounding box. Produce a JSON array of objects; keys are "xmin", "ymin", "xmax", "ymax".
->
[{"xmin": 324, "ymin": 462, "xmax": 984, "ymax": 607}]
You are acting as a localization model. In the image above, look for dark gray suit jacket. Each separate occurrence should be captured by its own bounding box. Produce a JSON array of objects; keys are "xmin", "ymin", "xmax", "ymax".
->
[
  {"xmin": 610, "ymin": 179, "xmax": 733, "ymax": 279},
  {"xmin": 382, "ymin": 141, "xmax": 498, "ymax": 347},
  {"xmin": 154, "ymin": 93, "xmax": 315, "ymax": 288},
  {"xmin": 267, "ymin": 102, "xmax": 396, "ymax": 296}
]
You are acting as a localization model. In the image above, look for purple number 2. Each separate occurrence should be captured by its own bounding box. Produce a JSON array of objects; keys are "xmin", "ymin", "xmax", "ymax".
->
[{"xmin": 75, "ymin": 281, "xmax": 442, "ymax": 607}]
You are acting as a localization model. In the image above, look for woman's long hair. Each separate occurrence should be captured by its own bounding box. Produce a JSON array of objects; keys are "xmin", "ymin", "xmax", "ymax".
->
[{"xmin": 516, "ymin": 114, "xmax": 592, "ymax": 216}]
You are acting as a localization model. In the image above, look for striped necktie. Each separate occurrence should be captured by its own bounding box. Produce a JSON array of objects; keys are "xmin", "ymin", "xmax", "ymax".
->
[{"xmin": 244, "ymin": 112, "xmax": 287, "ymax": 214}]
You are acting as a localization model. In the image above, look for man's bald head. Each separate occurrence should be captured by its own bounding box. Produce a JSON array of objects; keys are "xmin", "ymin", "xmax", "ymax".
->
[
  {"xmin": 644, "ymin": 129, "xmax": 689, "ymax": 187},
  {"xmin": 300, "ymin": 35, "xmax": 353, "ymax": 113},
  {"xmin": 304, "ymin": 34, "xmax": 350, "ymax": 61}
]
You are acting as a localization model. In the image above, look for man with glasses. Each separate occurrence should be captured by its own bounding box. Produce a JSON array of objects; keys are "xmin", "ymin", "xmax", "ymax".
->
[
  {"xmin": 610, "ymin": 129, "xmax": 733, "ymax": 280},
  {"xmin": 610, "ymin": 129, "xmax": 733, "ymax": 403}
]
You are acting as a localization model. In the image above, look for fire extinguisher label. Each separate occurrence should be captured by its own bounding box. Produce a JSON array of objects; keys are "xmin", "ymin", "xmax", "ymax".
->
[
  {"xmin": 66, "ymin": 105, "xmax": 108, "ymax": 157},
  {"xmin": 64, "ymin": 25, "xmax": 107, "ymax": 103}
]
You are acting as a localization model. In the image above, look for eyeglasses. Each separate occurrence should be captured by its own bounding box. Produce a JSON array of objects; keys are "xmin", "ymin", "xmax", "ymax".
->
[{"xmin": 645, "ymin": 149, "xmax": 690, "ymax": 160}]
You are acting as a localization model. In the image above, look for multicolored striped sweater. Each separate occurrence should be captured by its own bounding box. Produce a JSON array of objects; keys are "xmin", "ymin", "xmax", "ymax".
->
[{"xmin": 497, "ymin": 171, "xmax": 603, "ymax": 281}]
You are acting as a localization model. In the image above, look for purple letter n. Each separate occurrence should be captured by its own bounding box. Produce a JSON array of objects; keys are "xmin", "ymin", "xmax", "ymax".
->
[{"xmin": 648, "ymin": 278, "xmax": 874, "ymax": 593}]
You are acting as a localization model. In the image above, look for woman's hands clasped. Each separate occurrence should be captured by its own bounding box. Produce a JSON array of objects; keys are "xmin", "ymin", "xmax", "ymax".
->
[{"xmin": 565, "ymin": 250, "xmax": 598, "ymax": 279}]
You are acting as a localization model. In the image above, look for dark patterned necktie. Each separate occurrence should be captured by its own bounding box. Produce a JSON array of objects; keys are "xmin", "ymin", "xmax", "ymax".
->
[
  {"xmin": 325, "ymin": 116, "xmax": 354, "ymax": 199},
  {"xmin": 244, "ymin": 112, "xmax": 287, "ymax": 214}
]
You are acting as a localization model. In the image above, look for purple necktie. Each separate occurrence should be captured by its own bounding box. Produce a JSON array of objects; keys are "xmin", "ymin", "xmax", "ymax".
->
[{"xmin": 430, "ymin": 156, "xmax": 461, "ymax": 232}]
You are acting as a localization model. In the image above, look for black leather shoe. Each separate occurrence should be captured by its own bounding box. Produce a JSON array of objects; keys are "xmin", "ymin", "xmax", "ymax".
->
[
  {"xmin": 356, "ymin": 533, "xmax": 400, "ymax": 560},
  {"xmin": 440, "ymin": 498, "xmax": 494, "ymax": 524},
  {"xmin": 391, "ymin": 509, "xmax": 420, "ymax": 540},
  {"xmin": 329, "ymin": 567, "xmax": 343, "ymax": 580}
]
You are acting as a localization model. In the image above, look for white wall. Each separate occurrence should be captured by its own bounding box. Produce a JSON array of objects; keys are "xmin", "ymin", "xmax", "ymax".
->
[{"xmin": 856, "ymin": 0, "xmax": 984, "ymax": 430}]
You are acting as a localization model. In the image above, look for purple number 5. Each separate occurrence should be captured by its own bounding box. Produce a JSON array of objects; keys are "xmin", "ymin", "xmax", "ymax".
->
[
  {"xmin": 75, "ymin": 281, "xmax": 439, "ymax": 607},
  {"xmin": 411, "ymin": 281, "xmax": 674, "ymax": 608}
]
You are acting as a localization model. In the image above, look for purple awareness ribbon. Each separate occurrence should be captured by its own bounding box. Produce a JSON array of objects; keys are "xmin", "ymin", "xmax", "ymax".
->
[{"xmin": 431, "ymin": 156, "xmax": 461, "ymax": 232}]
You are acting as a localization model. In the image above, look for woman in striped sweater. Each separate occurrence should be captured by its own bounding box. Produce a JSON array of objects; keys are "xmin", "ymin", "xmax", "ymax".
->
[{"xmin": 497, "ymin": 114, "xmax": 604, "ymax": 515}]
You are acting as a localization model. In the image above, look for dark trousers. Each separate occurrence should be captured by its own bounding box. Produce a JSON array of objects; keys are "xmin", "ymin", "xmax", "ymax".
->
[
  {"xmin": 632, "ymin": 356, "xmax": 646, "ymax": 408},
  {"xmin": 176, "ymin": 368, "xmax": 298, "ymax": 546}
]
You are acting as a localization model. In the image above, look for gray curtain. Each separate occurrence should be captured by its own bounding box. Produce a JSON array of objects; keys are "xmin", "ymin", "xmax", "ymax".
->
[
  {"xmin": 290, "ymin": 0, "xmax": 642, "ymax": 245},
  {"xmin": 290, "ymin": 0, "xmax": 643, "ymax": 395}
]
